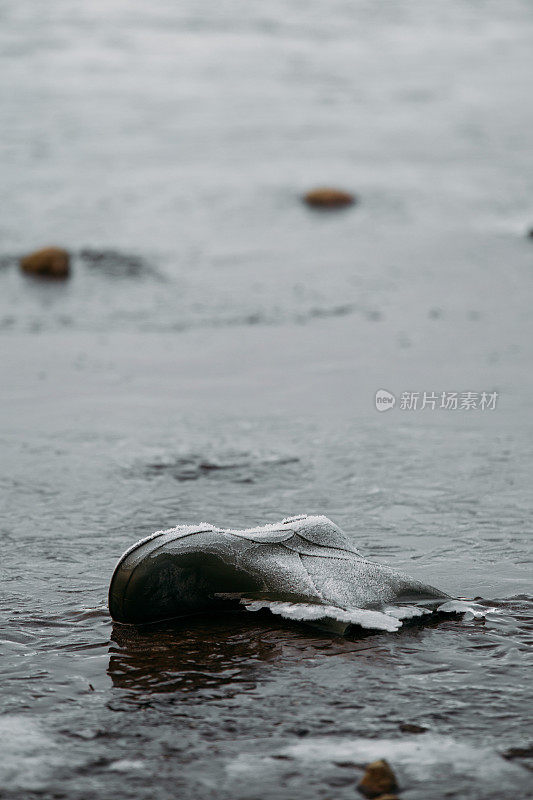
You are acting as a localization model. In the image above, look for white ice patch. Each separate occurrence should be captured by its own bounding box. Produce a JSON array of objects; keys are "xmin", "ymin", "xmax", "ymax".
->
[
  {"xmin": 283, "ymin": 735, "xmax": 526, "ymax": 784},
  {"xmin": 108, "ymin": 759, "xmax": 145, "ymax": 772},
  {"xmin": 241, "ymin": 599, "xmax": 402, "ymax": 631},
  {"xmin": 437, "ymin": 600, "xmax": 495, "ymax": 619},
  {"xmin": 241, "ymin": 597, "xmax": 496, "ymax": 632},
  {"xmin": 383, "ymin": 605, "xmax": 430, "ymax": 620},
  {"xmin": 0, "ymin": 715, "xmax": 65, "ymax": 792},
  {"xmin": 225, "ymin": 735, "xmax": 528, "ymax": 797}
]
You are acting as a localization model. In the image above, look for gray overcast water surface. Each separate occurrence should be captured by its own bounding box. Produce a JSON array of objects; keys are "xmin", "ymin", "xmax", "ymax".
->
[{"xmin": 1, "ymin": 1, "xmax": 532, "ymax": 798}]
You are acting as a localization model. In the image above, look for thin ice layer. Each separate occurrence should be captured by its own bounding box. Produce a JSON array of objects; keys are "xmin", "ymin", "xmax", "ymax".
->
[
  {"xmin": 241, "ymin": 596, "xmax": 491, "ymax": 632},
  {"xmin": 241, "ymin": 599, "xmax": 402, "ymax": 631}
]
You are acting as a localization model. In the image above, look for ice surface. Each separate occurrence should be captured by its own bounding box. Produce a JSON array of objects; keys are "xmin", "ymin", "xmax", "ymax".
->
[
  {"xmin": 281, "ymin": 735, "xmax": 527, "ymax": 786},
  {"xmin": 241, "ymin": 599, "xmax": 402, "ymax": 631},
  {"xmin": 437, "ymin": 599, "xmax": 496, "ymax": 618},
  {"xmin": 383, "ymin": 604, "xmax": 431, "ymax": 620},
  {"xmin": 240, "ymin": 597, "xmax": 491, "ymax": 631},
  {"xmin": 224, "ymin": 733, "xmax": 528, "ymax": 800},
  {"xmin": 0, "ymin": 716, "xmax": 67, "ymax": 793}
]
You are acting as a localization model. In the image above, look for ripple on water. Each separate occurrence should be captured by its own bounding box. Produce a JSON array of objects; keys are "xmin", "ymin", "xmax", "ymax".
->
[{"xmin": 138, "ymin": 449, "xmax": 301, "ymax": 485}]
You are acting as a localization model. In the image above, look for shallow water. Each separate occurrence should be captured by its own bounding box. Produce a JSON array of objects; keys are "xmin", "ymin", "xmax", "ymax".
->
[{"xmin": 1, "ymin": 1, "xmax": 533, "ymax": 798}]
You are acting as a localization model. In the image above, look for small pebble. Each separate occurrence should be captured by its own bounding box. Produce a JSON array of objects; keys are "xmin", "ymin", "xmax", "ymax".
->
[
  {"xmin": 20, "ymin": 247, "xmax": 70, "ymax": 279},
  {"xmin": 303, "ymin": 187, "xmax": 356, "ymax": 209},
  {"xmin": 357, "ymin": 759, "xmax": 398, "ymax": 798}
]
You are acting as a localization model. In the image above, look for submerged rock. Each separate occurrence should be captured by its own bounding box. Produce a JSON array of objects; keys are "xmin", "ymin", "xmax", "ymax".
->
[
  {"xmin": 357, "ymin": 759, "xmax": 399, "ymax": 798},
  {"xmin": 303, "ymin": 187, "xmax": 356, "ymax": 208},
  {"xmin": 19, "ymin": 247, "xmax": 70, "ymax": 279},
  {"xmin": 399, "ymin": 722, "xmax": 428, "ymax": 734},
  {"xmin": 108, "ymin": 514, "xmax": 451, "ymax": 629},
  {"xmin": 502, "ymin": 745, "xmax": 533, "ymax": 760}
]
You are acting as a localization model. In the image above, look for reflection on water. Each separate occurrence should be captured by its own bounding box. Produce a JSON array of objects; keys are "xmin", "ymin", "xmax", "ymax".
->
[
  {"xmin": 140, "ymin": 450, "xmax": 301, "ymax": 485},
  {"xmin": 107, "ymin": 610, "xmax": 393, "ymax": 698},
  {"xmin": 108, "ymin": 614, "xmax": 279, "ymax": 694}
]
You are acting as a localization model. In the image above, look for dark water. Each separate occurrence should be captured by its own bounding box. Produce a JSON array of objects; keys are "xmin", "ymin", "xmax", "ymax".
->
[{"xmin": 1, "ymin": 1, "xmax": 533, "ymax": 798}]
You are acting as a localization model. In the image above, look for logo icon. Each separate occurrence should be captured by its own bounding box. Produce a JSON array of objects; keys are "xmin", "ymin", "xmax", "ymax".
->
[{"xmin": 375, "ymin": 389, "xmax": 396, "ymax": 412}]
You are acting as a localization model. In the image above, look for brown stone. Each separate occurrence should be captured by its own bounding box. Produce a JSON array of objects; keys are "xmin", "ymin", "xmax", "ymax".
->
[
  {"xmin": 20, "ymin": 247, "xmax": 70, "ymax": 279},
  {"xmin": 303, "ymin": 187, "xmax": 355, "ymax": 208},
  {"xmin": 357, "ymin": 759, "xmax": 398, "ymax": 798}
]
